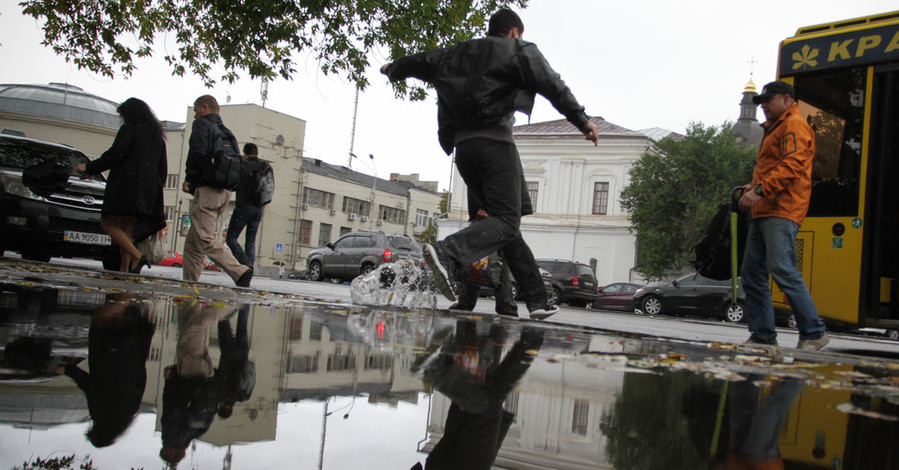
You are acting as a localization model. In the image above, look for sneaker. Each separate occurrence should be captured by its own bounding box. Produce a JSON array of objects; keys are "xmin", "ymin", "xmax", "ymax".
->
[
  {"xmin": 797, "ymin": 332, "xmax": 830, "ymax": 351},
  {"xmin": 236, "ymin": 268, "xmax": 253, "ymax": 288},
  {"xmin": 423, "ymin": 243, "xmax": 456, "ymax": 302},
  {"xmin": 529, "ymin": 304, "xmax": 559, "ymax": 320},
  {"xmin": 741, "ymin": 338, "xmax": 778, "ymax": 348}
]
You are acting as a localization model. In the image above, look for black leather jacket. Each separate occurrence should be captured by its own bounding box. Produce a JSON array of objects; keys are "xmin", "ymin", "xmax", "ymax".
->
[{"xmin": 384, "ymin": 37, "xmax": 590, "ymax": 155}]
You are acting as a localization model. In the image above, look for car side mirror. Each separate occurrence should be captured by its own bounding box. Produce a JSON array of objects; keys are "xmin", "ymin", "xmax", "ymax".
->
[
  {"xmin": 326, "ymin": 243, "xmax": 335, "ymax": 250},
  {"xmin": 672, "ymin": 280, "xmax": 679, "ymax": 287}
]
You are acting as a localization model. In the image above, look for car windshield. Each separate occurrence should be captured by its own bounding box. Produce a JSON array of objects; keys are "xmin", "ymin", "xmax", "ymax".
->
[{"xmin": 0, "ymin": 138, "xmax": 103, "ymax": 182}]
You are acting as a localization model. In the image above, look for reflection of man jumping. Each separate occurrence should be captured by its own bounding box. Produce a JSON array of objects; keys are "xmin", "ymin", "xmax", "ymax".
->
[{"xmin": 413, "ymin": 320, "xmax": 543, "ymax": 469}]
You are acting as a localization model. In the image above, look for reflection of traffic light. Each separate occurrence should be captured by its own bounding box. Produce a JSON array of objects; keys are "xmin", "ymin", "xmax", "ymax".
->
[{"xmin": 376, "ymin": 320, "xmax": 385, "ymax": 339}]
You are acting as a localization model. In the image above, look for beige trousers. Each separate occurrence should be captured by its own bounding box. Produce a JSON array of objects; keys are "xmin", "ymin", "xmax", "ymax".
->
[{"xmin": 182, "ymin": 186, "xmax": 249, "ymax": 282}]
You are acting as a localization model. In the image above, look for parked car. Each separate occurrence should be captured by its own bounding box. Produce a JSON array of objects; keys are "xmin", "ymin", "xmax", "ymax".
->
[
  {"xmin": 473, "ymin": 263, "xmax": 555, "ymax": 302},
  {"xmin": 306, "ymin": 231, "xmax": 422, "ymax": 282},
  {"xmin": 535, "ymin": 259, "xmax": 598, "ymax": 307},
  {"xmin": 158, "ymin": 250, "xmax": 184, "ymax": 267},
  {"xmin": 592, "ymin": 282, "xmax": 642, "ymax": 311},
  {"xmin": 0, "ymin": 134, "xmax": 108, "ymax": 262},
  {"xmin": 632, "ymin": 272, "xmax": 746, "ymax": 322}
]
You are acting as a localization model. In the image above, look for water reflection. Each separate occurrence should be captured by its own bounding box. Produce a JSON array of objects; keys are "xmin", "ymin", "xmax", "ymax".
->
[{"xmin": 0, "ymin": 281, "xmax": 897, "ymax": 469}]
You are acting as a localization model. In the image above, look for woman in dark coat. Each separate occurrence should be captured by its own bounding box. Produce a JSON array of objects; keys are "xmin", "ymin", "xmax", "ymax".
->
[{"xmin": 75, "ymin": 98, "xmax": 167, "ymax": 273}]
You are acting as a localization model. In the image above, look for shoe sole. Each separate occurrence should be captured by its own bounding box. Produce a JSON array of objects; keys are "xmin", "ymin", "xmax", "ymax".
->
[{"xmin": 423, "ymin": 245, "xmax": 456, "ymax": 302}]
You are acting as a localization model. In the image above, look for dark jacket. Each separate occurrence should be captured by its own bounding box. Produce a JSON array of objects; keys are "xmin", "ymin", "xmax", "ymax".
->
[
  {"xmin": 185, "ymin": 113, "xmax": 239, "ymax": 191},
  {"xmin": 235, "ymin": 156, "xmax": 269, "ymax": 205},
  {"xmin": 85, "ymin": 122, "xmax": 166, "ymax": 219},
  {"xmin": 384, "ymin": 37, "xmax": 590, "ymax": 155},
  {"xmin": 161, "ymin": 372, "xmax": 218, "ymax": 449}
]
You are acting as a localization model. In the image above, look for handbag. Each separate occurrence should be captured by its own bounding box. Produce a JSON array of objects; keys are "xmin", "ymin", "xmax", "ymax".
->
[{"xmin": 137, "ymin": 230, "xmax": 167, "ymax": 265}]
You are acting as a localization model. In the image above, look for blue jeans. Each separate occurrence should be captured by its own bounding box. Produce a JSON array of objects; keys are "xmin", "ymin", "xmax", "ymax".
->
[
  {"xmin": 226, "ymin": 203, "xmax": 263, "ymax": 266},
  {"xmin": 741, "ymin": 217, "xmax": 826, "ymax": 344}
]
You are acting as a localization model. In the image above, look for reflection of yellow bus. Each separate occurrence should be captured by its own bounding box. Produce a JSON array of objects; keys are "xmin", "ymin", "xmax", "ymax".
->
[{"xmin": 772, "ymin": 11, "xmax": 899, "ymax": 332}]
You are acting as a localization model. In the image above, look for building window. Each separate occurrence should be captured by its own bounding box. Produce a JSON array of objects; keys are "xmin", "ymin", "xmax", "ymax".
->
[
  {"xmin": 299, "ymin": 219, "xmax": 312, "ymax": 245},
  {"xmin": 592, "ymin": 182, "xmax": 609, "ymax": 215},
  {"xmin": 165, "ymin": 174, "xmax": 180, "ymax": 189},
  {"xmin": 303, "ymin": 187, "xmax": 335, "ymax": 210},
  {"xmin": 164, "ymin": 205, "xmax": 176, "ymax": 222},
  {"xmin": 318, "ymin": 223, "xmax": 332, "ymax": 246},
  {"xmin": 342, "ymin": 196, "xmax": 372, "ymax": 217},
  {"xmin": 379, "ymin": 205, "xmax": 406, "ymax": 224},
  {"xmin": 339, "ymin": 226, "xmax": 352, "ymax": 236},
  {"xmin": 527, "ymin": 181, "xmax": 539, "ymax": 211},
  {"xmin": 572, "ymin": 399, "xmax": 589, "ymax": 435},
  {"xmin": 415, "ymin": 209, "xmax": 428, "ymax": 226}
]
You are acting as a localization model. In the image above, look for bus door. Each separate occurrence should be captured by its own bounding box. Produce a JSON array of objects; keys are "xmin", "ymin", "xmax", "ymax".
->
[{"xmin": 861, "ymin": 63, "xmax": 899, "ymax": 325}]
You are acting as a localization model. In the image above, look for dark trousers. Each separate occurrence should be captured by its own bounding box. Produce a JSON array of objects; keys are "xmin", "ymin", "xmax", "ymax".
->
[
  {"xmin": 226, "ymin": 203, "xmax": 263, "ymax": 266},
  {"xmin": 442, "ymin": 138, "xmax": 546, "ymax": 309}
]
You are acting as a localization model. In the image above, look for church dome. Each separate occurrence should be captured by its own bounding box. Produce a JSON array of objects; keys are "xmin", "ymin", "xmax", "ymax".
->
[
  {"xmin": 744, "ymin": 79, "xmax": 757, "ymax": 93},
  {"xmin": 0, "ymin": 83, "xmax": 121, "ymax": 130}
]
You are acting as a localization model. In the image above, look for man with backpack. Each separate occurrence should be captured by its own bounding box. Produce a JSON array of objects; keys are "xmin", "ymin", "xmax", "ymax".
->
[
  {"xmin": 182, "ymin": 95, "xmax": 253, "ymax": 287},
  {"xmin": 226, "ymin": 143, "xmax": 273, "ymax": 267}
]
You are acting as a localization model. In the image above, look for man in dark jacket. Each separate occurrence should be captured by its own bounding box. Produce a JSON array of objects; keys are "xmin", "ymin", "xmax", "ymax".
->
[
  {"xmin": 381, "ymin": 9, "xmax": 599, "ymax": 317},
  {"xmin": 182, "ymin": 95, "xmax": 253, "ymax": 287},
  {"xmin": 225, "ymin": 143, "xmax": 269, "ymax": 267}
]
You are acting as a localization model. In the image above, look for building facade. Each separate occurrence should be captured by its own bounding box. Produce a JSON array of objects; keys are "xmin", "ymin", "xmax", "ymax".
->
[{"xmin": 438, "ymin": 117, "xmax": 651, "ymax": 286}]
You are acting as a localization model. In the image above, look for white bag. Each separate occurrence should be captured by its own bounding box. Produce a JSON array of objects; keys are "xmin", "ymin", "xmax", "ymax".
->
[{"xmin": 138, "ymin": 231, "xmax": 167, "ymax": 265}]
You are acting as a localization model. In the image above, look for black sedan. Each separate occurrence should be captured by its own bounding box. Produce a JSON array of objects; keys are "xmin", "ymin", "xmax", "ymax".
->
[
  {"xmin": 592, "ymin": 283, "xmax": 641, "ymax": 311},
  {"xmin": 632, "ymin": 273, "xmax": 745, "ymax": 322}
]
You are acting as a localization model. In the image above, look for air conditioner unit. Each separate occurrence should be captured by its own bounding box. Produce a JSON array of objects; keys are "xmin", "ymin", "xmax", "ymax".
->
[
  {"xmin": 348, "ymin": 213, "xmax": 357, "ymax": 221},
  {"xmin": 361, "ymin": 215, "xmax": 369, "ymax": 222},
  {"xmin": 330, "ymin": 209, "xmax": 337, "ymax": 216}
]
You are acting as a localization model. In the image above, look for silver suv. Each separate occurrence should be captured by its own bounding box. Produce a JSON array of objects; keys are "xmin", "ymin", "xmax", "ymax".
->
[
  {"xmin": 0, "ymin": 135, "xmax": 109, "ymax": 262},
  {"xmin": 306, "ymin": 231, "xmax": 422, "ymax": 282}
]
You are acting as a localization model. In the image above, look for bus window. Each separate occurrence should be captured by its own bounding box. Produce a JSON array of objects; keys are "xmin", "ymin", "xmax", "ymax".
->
[{"xmin": 795, "ymin": 67, "xmax": 866, "ymax": 217}]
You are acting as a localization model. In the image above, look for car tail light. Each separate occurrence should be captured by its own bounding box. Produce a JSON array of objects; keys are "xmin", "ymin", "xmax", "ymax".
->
[
  {"xmin": 572, "ymin": 275, "xmax": 579, "ymax": 288},
  {"xmin": 382, "ymin": 249, "xmax": 393, "ymax": 262}
]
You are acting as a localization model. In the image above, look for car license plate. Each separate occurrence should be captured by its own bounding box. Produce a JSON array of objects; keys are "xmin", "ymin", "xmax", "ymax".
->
[{"xmin": 63, "ymin": 230, "xmax": 111, "ymax": 246}]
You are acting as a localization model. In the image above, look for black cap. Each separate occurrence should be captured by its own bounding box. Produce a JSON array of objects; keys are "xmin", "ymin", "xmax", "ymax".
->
[{"xmin": 752, "ymin": 81, "xmax": 795, "ymax": 104}]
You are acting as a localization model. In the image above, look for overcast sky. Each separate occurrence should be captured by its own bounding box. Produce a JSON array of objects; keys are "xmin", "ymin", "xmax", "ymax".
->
[{"xmin": 1, "ymin": 0, "xmax": 896, "ymax": 190}]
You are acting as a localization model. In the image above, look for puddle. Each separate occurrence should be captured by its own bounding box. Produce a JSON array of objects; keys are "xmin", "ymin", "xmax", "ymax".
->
[{"xmin": 0, "ymin": 281, "xmax": 897, "ymax": 469}]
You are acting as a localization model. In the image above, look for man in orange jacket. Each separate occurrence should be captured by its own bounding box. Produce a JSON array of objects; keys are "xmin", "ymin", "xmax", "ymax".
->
[{"xmin": 738, "ymin": 81, "xmax": 828, "ymax": 350}]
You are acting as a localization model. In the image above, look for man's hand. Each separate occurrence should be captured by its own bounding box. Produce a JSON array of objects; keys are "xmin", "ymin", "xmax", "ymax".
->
[
  {"xmin": 738, "ymin": 184, "xmax": 761, "ymax": 212},
  {"xmin": 73, "ymin": 163, "xmax": 89, "ymax": 179},
  {"xmin": 181, "ymin": 180, "xmax": 192, "ymax": 194},
  {"xmin": 582, "ymin": 121, "xmax": 600, "ymax": 146}
]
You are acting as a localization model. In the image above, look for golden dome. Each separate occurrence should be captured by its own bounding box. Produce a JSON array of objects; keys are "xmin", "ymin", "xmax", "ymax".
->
[{"xmin": 744, "ymin": 78, "xmax": 757, "ymax": 93}]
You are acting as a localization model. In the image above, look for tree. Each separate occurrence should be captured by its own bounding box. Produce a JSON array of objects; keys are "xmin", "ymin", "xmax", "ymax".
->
[
  {"xmin": 17, "ymin": 0, "xmax": 526, "ymax": 94},
  {"xmin": 620, "ymin": 122, "xmax": 756, "ymax": 279}
]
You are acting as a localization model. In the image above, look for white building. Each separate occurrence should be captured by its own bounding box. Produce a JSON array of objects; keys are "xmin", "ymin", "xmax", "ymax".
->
[{"xmin": 439, "ymin": 117, "xmax": 656, "ymax": 286}]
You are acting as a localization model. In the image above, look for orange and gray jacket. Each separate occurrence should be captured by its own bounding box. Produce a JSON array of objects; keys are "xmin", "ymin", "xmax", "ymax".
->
[
  {"xmin": 751, "ymin": 102, "xmax": 815, "ymax": 225},
  {"xmin": 383, "ymin": 36, "xmax": 590, "ymax": 155}
]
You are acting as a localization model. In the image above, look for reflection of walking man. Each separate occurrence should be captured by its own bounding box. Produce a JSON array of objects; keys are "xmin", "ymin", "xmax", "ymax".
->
[
  {"xmin": 729, "ymin": 376, "xmax": 802, "ymax": 469},
  {"xmin": 216, "ymin": 304, "xmax": 255, "ymax": 419},
  {"xmin": 225, "ymin": 143, "xmax": 268, "ymax": 267},
  {"xmin": 381, "ymin": 9, "xmax": 598, "ymax": 317},
  {"xmin": 182, "ymin": 95, "xmax": 253, "ymax": 287},
  {"xmin": 738, "ymin": 81, "xmax": 828, "ymax": 350}
]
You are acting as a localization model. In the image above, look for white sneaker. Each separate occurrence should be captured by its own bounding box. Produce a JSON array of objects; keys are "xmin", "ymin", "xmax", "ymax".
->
[
  {"xmin": 529, "ymin": 304, "xmax": 559, "ymax": 320},
  {"xmin": 797, "ymin": 332, "xmax": 830, "ymax": 351},
  {"xmin": 423, "ymin": 243, "xmax": 456, "ymax": 302}
]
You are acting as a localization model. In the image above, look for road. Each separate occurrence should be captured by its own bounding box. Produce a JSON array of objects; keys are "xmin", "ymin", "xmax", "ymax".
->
[{"xmin": 28, "ymin": 255, "xmax": 899, "ymax": 358}]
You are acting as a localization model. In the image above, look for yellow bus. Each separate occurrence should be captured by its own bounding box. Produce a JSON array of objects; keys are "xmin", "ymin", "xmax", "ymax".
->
[{"xmin": 772, "ymin": 11, "xmax": 899, "ymax": 335}]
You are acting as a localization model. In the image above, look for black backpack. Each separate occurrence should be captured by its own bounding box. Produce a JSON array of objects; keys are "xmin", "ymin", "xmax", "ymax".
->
[
  {"xmin": 252, "ymin": 163, "xmax": 275, "ymax": 206},
  {"xmin": 692, "ymin": 188, "xmax": 749, "ymax": 281},
  {"xmin": 208, "ymin": 123, "xmax": 241, "ymax": 191}
]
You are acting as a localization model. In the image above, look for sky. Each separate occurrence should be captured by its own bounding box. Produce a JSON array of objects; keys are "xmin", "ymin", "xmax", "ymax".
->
[{"xmin": 1, "ymin": 0, "xmax": 897, "ymax": 191}]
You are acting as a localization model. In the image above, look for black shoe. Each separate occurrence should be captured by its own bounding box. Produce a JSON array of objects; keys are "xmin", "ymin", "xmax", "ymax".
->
[
  {"xmin": 236, "ymin": 268, "xmax": 253, "ymax": 288},
  {"xmin": 423, "ymin": 243, "xmax": 456, "ymax": 302},
  {"xmin": 129, "ymin": 255, "xmax": 150, "ymax": 274}
]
